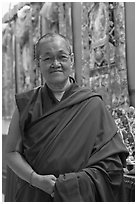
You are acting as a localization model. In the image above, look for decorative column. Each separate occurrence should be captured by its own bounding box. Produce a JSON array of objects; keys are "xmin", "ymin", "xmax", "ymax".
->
[
  {"xmin": 125, "ymin": 3, "xmax": 135, "ymax": 107},
  {"xmin": 71, "ymin": 2, "xmax": 82, "ymax": 85}
]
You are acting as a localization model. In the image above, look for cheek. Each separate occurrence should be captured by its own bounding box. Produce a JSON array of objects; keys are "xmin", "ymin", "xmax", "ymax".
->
[
  {"xmin": 63, "ymin": 63, "xmax": 72, "ymax": 73},
  {"xmin": 40, "ymin": 65, "xmax": 48, "ymax": 77},
  {"xmin": 65, "ymin": 69, "xmax": 71, "ymax": 76},
  {"xmin": 67, "ymin": 69, "xmax": 72, "ymax": 77}
]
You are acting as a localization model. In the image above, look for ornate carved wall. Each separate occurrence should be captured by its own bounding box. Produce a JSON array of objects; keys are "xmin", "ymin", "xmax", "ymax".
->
[
  {"xmin": 2, "ymin": 1, "xmax": 135, "ymax": 171},
  {"xmin": 2, "ymin": 2, "xmax": 129, "ymax": 116},
  {"xmin": 81, "ymin": 2, "xmax": 129, "ymax": 111}
]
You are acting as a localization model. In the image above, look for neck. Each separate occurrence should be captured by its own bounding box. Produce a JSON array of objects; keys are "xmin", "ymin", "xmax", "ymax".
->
[{"xmin": 47, "ymin": 78, "xmax": 71, "ymax": 93}]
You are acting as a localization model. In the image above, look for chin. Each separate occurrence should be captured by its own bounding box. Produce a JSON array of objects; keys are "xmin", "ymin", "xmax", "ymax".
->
[{"xmin": 48, "ymin": 76, "xmax": 68, "ymax": 85}]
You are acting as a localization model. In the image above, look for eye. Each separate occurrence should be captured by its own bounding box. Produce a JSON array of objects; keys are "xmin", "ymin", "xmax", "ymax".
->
[
  {"xmin": 59, "ymin": 55, "xmax": 69, "ymax": 61},
  {"xmin": 62, "ymin": 55, "xmax": 68, "ymax": 58},
  {"xmin": 43, "ymin": 57, "xmax": 51, "ymax": 61}
]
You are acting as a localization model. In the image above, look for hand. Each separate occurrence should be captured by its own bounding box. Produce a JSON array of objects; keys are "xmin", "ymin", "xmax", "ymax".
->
[{"xmin": 34, "ymin": 174, "xmax": 57, "ymax": 195}]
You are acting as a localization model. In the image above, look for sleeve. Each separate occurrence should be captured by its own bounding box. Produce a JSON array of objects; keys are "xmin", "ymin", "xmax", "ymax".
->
[{"xmin": 54, "ymin": 134, "xmax": 128, "ymax": 202}]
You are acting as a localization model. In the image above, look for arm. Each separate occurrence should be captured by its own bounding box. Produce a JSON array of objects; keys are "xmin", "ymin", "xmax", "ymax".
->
[
  {"xmin": 53, "ymin": 99, "xmax": 128, "ymax": 201},
  {"xmin": 5, "ymin": 107, "xmax": 56, "ymax": 195},
  {"xmin": 53, "ymin": 132, "xmax": 127, "ymax": 202}
]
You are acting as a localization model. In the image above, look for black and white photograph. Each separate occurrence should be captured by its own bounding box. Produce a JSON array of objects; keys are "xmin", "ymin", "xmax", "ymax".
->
[{"xmin": 2, "ymin": 2, "xmax": 135, "ymax": 202}]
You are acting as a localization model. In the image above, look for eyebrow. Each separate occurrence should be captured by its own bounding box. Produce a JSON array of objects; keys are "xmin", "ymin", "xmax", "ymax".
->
[
  {"xmin": 41, "ymin": 50, "xmax": 70, "ymax": 56},
  {"xmin": 58, "ymin": 50, "xmax": 70, "ymax": 54}
]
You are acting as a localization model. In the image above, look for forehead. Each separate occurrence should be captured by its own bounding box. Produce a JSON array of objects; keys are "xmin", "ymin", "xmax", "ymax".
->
[{"xmin": 39, "ymin": 36, "xmax": 70, "ymax": 55}]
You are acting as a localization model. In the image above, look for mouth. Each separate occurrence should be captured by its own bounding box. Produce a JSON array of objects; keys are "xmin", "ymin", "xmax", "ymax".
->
[{"xmin": 50, "ymin": 69, "xmax": 63, "ymax": 73}]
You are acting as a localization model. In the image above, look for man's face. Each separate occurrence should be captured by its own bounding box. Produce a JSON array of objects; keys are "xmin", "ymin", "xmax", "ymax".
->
[{"xmin": 38, "ymin": 36, "xmax": 73, "ymax": 86}]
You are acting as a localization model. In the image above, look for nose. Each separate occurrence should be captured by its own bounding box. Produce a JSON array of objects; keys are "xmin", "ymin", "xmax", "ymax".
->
[{"xmin": 52, "ymin": 58, "xmax": 61, "ymax": 66}]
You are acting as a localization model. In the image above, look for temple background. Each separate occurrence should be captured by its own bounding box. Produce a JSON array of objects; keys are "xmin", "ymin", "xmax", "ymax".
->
[
  {"xmin": 2, "ymin": 2, "xmax": 135, "ymax": 201},
  {"xmin": 2, "ymin": 2, "xmax": 134, "ymax": 117}
]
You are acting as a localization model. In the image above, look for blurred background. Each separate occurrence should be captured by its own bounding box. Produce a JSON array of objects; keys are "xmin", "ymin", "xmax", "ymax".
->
[{"xmin": 2, "ymin": 2, "xmax": 135, "ymax": 201}]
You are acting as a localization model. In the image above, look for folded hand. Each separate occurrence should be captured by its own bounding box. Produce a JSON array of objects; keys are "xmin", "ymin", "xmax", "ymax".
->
[{"xmin": 36, "ymin": 174, "xmax": 57, "ymax": 195}]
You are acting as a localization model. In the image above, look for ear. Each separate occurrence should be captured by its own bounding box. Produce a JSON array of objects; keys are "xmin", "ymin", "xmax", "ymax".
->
[
  {"xmin": 34, "ymin": 58, "xmax": 40, "ymax": 68},
  {"xmin": 70, "ymin": 53, "xmax": 74, "ymax": 68}
]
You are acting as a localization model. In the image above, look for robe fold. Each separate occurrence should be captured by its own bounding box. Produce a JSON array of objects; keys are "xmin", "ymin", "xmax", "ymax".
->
[{"xmin": 14, "ymin": 80, "xmax": 128, "ymax": 202}]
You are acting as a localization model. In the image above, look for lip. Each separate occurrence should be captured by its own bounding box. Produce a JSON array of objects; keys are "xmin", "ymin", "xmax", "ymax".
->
[{"xmin": 50, "ymin": 69, "xmax": 63, "ymax": 73}]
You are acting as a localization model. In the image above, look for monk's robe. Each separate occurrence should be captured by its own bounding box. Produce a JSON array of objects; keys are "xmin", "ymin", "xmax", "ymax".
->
[{"xmin": 14, "ymin": 80, "xmax": 128, "ymax": 202}]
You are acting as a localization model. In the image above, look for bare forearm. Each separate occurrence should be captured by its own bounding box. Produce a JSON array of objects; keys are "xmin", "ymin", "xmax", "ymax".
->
[
  {"xmin": 6, "ymin": 151, "xmax": 57, "ymax": 194},
  {"xmin": 6, "ymin": 151, "xmax": 39, "ymax": 186},
  {"xmin": 5, "ymin": 108, "xmax": 56, "ymax": 195}
]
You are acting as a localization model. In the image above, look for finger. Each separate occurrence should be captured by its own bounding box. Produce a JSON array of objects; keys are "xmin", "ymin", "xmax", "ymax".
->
[
  {"xmin": 50, "ymin": 175, "xmax": 57, "ymax": 181},
  {"xmin": 51, "ymin": 192, "xmax": 54, "ymax": 197},
  {"xmin": 52, "ymin": 181, "xmax": 56, "ymax": 185}
]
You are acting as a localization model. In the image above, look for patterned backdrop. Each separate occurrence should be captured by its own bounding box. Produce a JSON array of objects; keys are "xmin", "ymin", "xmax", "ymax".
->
[{"xmin": 2, "ymin": 2, "xmax": 134, "ymax": 164}]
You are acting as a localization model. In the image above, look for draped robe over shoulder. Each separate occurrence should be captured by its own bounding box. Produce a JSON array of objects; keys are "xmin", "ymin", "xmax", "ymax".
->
[{"xmin": 15, "ymin": 80, "xmax": 128, "ymax": 202}]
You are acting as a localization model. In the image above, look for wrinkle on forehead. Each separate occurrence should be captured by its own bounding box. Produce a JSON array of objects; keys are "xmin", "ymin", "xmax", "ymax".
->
[
  {"xmin": 39, "ymin": 36, "xmax": 71, "ymax": 54},
  {"xmin": 39, "ymin": 37, "xmax": 70, "ymax": 56}
]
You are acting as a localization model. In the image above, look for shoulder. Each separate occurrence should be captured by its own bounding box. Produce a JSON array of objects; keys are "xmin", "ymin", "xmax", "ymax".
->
[
  {"xmin": 79, "ymin": 87, "xmax": 107, "ymax": 110},
  {"xmin": 15, "ymin": 86, "xmax": 42, "ymax": 101},
  {"xmin": 15, "ymin": 85, "xmax": 43, "ymax": 112},
  {"xmin": 79, "ymin": 86, "xmax": 103, "ymax": 101}
]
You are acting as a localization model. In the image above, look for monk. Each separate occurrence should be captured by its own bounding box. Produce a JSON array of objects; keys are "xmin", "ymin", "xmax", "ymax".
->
[{"xmin": 5, "ymin": 33, "xmax": 128, "ymax": 201}]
